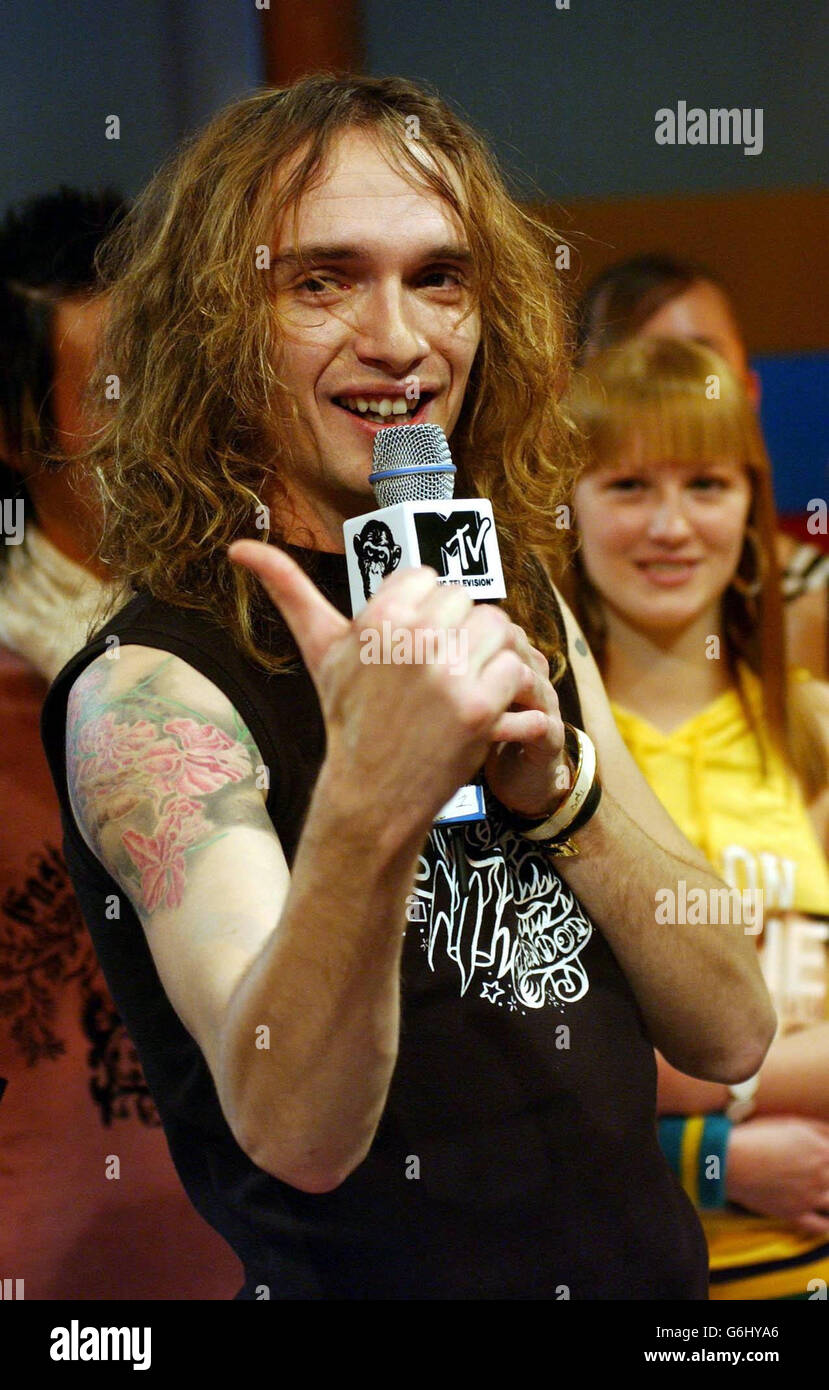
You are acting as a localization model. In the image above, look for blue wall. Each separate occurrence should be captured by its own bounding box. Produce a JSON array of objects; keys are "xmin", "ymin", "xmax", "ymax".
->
[
  {"xmin": 364, "ymin": 0, "xmax": 828, "ymax": 199},
  {"xmin": 1, "ymin": 0, "xmax": 262, "ymax": 208},
  {"xmin": 4, "ymin": 0, "xmax": 826, "ymax": 210},
  {"xmin": 756, "ymin": 355, "xmax": 829, "ymax": 516}
]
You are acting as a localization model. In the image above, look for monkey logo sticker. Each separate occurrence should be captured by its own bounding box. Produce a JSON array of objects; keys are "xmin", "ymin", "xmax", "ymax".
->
[{"xmin": 353, "ymin": 520, "xmax": 402, "ymax": 600}]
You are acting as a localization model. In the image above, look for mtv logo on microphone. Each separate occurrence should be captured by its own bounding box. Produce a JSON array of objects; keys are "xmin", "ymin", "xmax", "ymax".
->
[{"xmin": 344, "ymin": 500, "xmax": 506, "ymax": 615}]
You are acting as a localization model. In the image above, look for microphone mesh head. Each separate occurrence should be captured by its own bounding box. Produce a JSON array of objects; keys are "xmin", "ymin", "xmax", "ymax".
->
[{"xmin": 370, "ymin": 424, "xmax": 455, "ymax": 506}]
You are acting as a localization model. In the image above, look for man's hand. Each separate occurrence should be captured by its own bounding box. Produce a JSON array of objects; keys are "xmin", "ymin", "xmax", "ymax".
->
[
  {"xmin": 484, "ymin": 622, "xmax": 568, "ymax": 818},
  {"xmin": 229, "ymin": 541, "xmax": 554, "ymax": 834}
]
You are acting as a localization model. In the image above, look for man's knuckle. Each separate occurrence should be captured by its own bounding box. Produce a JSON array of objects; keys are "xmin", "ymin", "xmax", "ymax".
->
[
  {"xmin": 504, "ymin": 649, "xmax": 526, "ymax": 681},
  {"xmin": 368, "ymin": 596, "xmax": 414, "ymax": 629},
  {"xmin": 461, "ymin": 691, "xmax": 495, "ymax": 734},
  {"xmin": 475, "ymin": 605, "xmax": 511, "ymax": 642}
]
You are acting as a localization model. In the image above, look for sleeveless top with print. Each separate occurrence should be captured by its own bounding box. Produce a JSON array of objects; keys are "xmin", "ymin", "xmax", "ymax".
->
[{"xmin": 41, "ymin": 548, "xmax": 708, "ymax": 1299}]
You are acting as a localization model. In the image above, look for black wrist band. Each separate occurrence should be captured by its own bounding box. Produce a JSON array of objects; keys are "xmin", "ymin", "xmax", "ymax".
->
[{"xmin": 499, "ymin": 725, "xmax": 602, "ymax": 849}]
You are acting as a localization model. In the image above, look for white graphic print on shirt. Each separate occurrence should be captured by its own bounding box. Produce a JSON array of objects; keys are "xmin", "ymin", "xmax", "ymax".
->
[{"xmin": 408, "ymin": 812, "xmax": 593, "ymax": 1014}]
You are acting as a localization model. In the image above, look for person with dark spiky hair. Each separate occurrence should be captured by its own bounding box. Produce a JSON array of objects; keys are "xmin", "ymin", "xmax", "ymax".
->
[
  {"xmin": 0, "ymin": 188, "xmax": 124, "ymax": 556},
  {"xmin": 0, "ymin": 186, "xmax": 125, "ymax": 669},
  {"xmin": 0, "ymin": 188, "xmax": 243, "ymax": 1299},
  {"xmin": 575, "ymin": 254, "xmax": 749, "ymax": 382}
]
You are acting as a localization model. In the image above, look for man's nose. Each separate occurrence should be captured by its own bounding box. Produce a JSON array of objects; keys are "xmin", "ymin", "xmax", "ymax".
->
[
  {"xmin": 353, "ymin": 282, "xmax": 429, "ymax": 378},
  {"xmin": 647, "ymin": 487, "xmax": 694, "ymax": 542}
]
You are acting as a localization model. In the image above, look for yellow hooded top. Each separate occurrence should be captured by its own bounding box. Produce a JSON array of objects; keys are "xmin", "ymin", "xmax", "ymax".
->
[{"xmin": 613, "ymin": 666, "xmax": 829, "ymax": 1298}]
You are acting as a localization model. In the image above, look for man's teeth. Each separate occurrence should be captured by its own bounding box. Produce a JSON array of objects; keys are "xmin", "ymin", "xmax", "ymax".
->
[{"xmin": 338, "ymin": 396, "xmax": 418, "ymax": 419}]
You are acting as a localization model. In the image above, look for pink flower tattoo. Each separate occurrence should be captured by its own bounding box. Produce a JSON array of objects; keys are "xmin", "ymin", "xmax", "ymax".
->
[
  {"xmin": 153, "ymin": 719, "xmax": 252, "ymax": 796},
  {"xmin": 122, "ymin": 798, "xmax": 209, "ymax": 912},
  {"xmin": 70, "ymin": 702, "xmax": 257, "ymax": 912}
]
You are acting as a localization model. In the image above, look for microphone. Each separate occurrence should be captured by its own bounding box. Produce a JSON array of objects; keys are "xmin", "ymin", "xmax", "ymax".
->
[
  {"xmin": 343, "ymin": 424, "xmax": 507, "ymax": 891},
  {"xmin": 344, "ymin": 423, "xmax": 506, "ymax": 612}
]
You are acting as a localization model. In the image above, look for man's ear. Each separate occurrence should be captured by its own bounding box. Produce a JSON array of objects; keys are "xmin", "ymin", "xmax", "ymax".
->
[
  {"xmin": 353, "ymin": 533, "xmax": 362, "ymax": 558},
  {"xmin": 390, "ymin": 545, "xmax": 402, "ymax": 571}
]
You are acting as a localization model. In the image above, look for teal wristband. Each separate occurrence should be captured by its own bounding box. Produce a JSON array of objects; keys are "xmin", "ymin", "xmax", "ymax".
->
[
  {"xmin": 658, "ymin": 1114, "xmax": 732, "ymax": 1211},
  {"xmin": 698, "ymin": 1114, "xmax": 732, "ymax": 1210}
]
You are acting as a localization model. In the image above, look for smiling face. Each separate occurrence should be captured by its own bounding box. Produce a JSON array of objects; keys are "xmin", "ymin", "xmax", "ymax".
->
[
  {"xmin": 267, "ymin": 127, "xmax": 481, "ymax": 547},
  {"xmin": 574, "ymin": 452, "xmax": 753, "ymax": 638}
]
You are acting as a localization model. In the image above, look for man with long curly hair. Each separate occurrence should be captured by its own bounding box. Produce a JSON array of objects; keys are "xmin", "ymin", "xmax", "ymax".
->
[{"xmin": 41, "ymin": 75, "xmax": 775, "ymax": 1300}]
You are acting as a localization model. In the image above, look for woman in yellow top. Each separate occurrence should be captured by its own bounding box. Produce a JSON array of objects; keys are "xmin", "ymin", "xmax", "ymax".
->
[{"xmin": 565, "ymin": 336, "xmax": 829, "ymax": 1300}]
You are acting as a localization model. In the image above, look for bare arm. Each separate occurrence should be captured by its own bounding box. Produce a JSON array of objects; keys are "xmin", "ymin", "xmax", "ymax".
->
[
  {"xmin": 550, "ymin": 588, "xmax": 776, "ymax": 1083},
  {"xmin": 67, "ymin": 556, "xmax": 528, "ymax": 1193},
  {"xmin": 656, "ymin": 1023, "xmax": 829, "ymax": 1122},
  {"xmin": 656, "ymin": 1043, "xmax": 829, "ymax": 1235},
  {"xmin": 67, "ymin": 647, "xmax": 439, "ymax": 1193}
]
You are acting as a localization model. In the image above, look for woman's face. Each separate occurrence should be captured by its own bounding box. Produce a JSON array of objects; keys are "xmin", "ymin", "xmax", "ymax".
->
[{"xmin": 574, "ymin": 453, "xmax": 753, "ymax": 636}]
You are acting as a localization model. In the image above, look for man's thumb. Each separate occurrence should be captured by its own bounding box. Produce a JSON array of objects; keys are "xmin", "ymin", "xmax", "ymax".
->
[{"xmin": 228, "ymin": 540, "xmax": 348, "ymax": 674}]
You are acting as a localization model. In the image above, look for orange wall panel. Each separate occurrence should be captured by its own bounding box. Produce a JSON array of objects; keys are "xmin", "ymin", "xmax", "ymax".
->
[{"xmin": 532, "ymin": 188, "xmax": 829, "ymax": 355}]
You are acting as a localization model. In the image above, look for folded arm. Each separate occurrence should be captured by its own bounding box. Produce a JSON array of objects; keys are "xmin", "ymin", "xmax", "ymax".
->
[{"xmin": 656, "ymin": 1024, "xmax": 829, "ymax": 1121}]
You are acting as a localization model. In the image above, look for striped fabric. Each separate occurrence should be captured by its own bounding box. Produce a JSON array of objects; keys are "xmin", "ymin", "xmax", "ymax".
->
[
  {"xmin": 659, "ymin": 1116, "xmax": 829, "ymax": 1299},
  {"xmin": 659, "ymin": 1114, "xmax": 730, "ymax": 1211},
  {"xmin": 708, "ymin": 1240, "xmax": 829, "ymax": 1301}
]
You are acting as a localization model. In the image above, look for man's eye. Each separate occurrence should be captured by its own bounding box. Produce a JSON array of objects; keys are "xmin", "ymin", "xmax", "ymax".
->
[
  {"xmin": 296, "ymin": 274, "xmax": 347, "ymax": 295},
  {"xmin": 419, "ymin": 269, "xmax": 465, "ymax": 290}
]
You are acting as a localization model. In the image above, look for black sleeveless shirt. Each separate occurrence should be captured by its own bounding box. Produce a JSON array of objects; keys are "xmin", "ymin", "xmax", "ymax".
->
[{"xmin": 41, "ymin": 549, "xmax": 708, "ymax": 1299}]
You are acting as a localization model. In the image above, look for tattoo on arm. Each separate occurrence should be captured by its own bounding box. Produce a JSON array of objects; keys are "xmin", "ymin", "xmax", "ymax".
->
[{"xmin": 66, "ymin": 654, "xmax": 265, "ymax": 919}]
